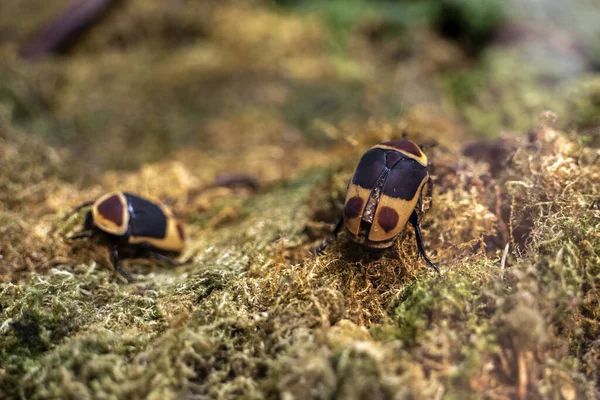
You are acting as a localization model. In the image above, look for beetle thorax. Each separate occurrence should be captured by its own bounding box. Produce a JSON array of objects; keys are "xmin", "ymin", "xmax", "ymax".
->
[{"xmin": 92, "ymin": 192, "xmax": 130, "ymax": 236}]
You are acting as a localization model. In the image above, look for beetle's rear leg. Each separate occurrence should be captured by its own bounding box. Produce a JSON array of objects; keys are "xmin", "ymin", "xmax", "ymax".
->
[
  {"xmin": 315, "ymin": 216, "xmax": 343, "ymax": 255},
  {"xmin": 146, "ymin": 251, "xmax": 182, "ymax": 266},
  {"xmin": 408, "ymin": 211, "xmax": 440, "ymax": 276},
  {"xmin": 135, "ymin": 242, "xmax": 183, "ymax": 266},
  {"xmin": 111, "ymin": 245, "xmax": 131, "ymax": 283}
]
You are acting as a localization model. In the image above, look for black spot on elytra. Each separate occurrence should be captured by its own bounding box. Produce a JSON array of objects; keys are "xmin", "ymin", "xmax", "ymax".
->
[
  {"xmin": 345, "ymin": 196, "xmax": 364, "ymax": 219},
  {"xmin": 378, "ymin": 206, "xmax": 399, "ymax": 233}
]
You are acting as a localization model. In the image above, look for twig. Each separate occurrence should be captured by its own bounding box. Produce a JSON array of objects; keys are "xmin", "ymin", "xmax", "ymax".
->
[
  {"xmin": 500, "ymin": 243, "xmax": 509, "ymax": 278},
  {"xmin": 518, "ymin": 351, "xmax": 528, "ymax": 400},
  {"xmin": 20, "ymin": 0, "xmax": 122, "ymax": 60}
]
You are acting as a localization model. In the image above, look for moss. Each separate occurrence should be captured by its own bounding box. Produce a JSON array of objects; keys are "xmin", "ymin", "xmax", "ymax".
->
[
  {"xmin": 392, "ymin": 261, "xmax": 494, "ymax": 347},
  {"xmin": 273, "ymin": 0, "xmax": 505, "ymax": 54},
  {"xmin": 3, "ymin": 110, "xmax": 600, "ymax": 399},
  {"xmin": 563, "ymin": 77, "xmax": 600, "ymax": 146},
  {"xmin": 442, "ymin": 50, "xmax": 570, "ymax": 137},
  {"xmin": 1, "ymin": 1, "xmax": 599, "ymax": 399}
]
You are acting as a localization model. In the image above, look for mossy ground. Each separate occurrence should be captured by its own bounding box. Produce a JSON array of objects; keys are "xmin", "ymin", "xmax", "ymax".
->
[{"xmin": 1, "ymin": 1, "xmax": 599, "ymax": 399}]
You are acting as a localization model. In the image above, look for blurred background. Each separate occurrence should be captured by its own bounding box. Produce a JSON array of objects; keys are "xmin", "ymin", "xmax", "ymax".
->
[
  {"xmin": 1, "ymin": 3, "xmax": 600, "ymax": 398},
  {"xmin": 0, "ymin": 0, "xmax": 599, "ymax": 176}
]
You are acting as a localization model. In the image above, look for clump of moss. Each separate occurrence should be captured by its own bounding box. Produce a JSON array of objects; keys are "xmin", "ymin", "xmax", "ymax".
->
[
  {"xmin": 0, "ymin": 1, "xmax": 599, "ymax": 398},
  {"xmin": 2, "ymin": 92, "xmax": 600, "ymax": 399}
]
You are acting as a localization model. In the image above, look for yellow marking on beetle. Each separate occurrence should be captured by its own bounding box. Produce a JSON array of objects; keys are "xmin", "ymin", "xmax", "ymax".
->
[
  {"xmin": 372, "ymin": 144, "xmax": 428, "ymax": 167},
  {"xmin": 368, "ymin": 178, "xmax": 427, "ymax": 242},
  {"xmin": 343, "ymin": 184, "xmax": 371, "ymax": 236},
  {"xmin": 361, "ymin": 238, "xmax": 395, "ymax": 249},
  {"xmin": 92, "ymin": 192, "xmax": 129, "ymax": 236},
  {"xmin": 128, "ymin": 217, "xmax": 185, "ymax": 252}
]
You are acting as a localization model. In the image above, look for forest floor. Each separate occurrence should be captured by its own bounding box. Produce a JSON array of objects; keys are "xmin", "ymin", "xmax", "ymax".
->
[{"xmin": 0, "ymin": 1, "xmax": 599, "ymax": 399}]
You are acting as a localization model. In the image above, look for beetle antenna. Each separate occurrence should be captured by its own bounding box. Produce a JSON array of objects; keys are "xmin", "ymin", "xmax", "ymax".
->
[
  {"xmin": 62, "ymin": 200, "xmax": 95, "ymax": 221},
  {"xmin": 419, "ymin": 140, "xmax": 438, "ymax": 149}
]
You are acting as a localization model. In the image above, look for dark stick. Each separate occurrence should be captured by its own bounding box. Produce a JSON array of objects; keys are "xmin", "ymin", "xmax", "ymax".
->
[
  {"xmin": 211, "ymin": 173, "xmax": 259, "ymax": 190},
  {"xmin": 189, "ymin": 173, "xmax": 259, "ymax": 200},
  {"xmin": 20, "ymin": 0, "xmax": 122, "ymax": 60}
]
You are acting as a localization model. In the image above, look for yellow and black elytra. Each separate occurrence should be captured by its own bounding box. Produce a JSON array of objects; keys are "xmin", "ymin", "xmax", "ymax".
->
[
  {"xmin": 67, "ymin": 191, "xmax": 186, "ymax": 282},
  {"xmin": 317, "ymin": 138, "xmax": 440, "ymax": 275}
]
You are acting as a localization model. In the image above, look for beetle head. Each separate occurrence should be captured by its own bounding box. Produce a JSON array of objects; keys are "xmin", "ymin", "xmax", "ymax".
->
[{"xmin": 83, "ymin": 210, "xmax": 95, "ymax": 231}]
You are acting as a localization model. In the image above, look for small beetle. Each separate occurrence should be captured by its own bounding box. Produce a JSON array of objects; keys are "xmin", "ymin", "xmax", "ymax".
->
[
  {"xmin": 317, "ymin": 138, "xmax": 440, "ymax": 275},
  {"xmin": 67, "ymin": 191, "xmax": 186, "ymax": 282}
]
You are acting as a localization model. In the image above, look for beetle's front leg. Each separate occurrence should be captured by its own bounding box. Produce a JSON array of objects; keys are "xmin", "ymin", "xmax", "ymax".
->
[
  {"xmin": 418, "ymin": 177, "xmax": 434, "ymax": 214},
  {"xmin": 111, "ymin": 245, "xmax": 131, "ymax": 283},
  {"xmin": 426, "ymin": 176, "xmax": 434, "ymax": 211},
  {"xmin": 315, "ymin": 216, "xmax": 344, "ymax": 255},
  {"xmin": 69, "ymin": 231, "xmax": 94, "ymax": 240},
  {"xmin": 408, "ymin": 211, "xmax": 440, "ymax": 276}
]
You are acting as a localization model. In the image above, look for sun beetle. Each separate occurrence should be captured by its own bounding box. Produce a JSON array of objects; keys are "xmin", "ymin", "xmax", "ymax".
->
[
  {"xmin": 66, "ymin": 191, "xmax": 186, "ymax": 282},
  {"xmin": 317, "ymin": 137, "xmax": 440, "ymax": 275}
]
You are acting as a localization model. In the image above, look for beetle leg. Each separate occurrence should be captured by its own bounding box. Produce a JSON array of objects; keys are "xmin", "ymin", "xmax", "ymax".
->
[
  {"xmin": 408, "ymin": 211, "xmax": 440, "ymax": 277},
  {"xmin": 69, "ymin": 231, "xmax": 94, "ymax": 240},
  {"xmin": 417, "ymin": 180, "xmax": 432, "ymax": 214},
  {"xmin": 315, "ymin": 217, "xmax": 344, "ymax": 255},
  {"xmin": 425, "ymin": 176, "xmax": 434, "ymax": 211},
  {"xmin": 111, "ymin": 245, "xmax": 131, "ymax": 283},
  {"xmin": 146, "ymin": 251, "xmax": 182, "ymax": 266}
]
